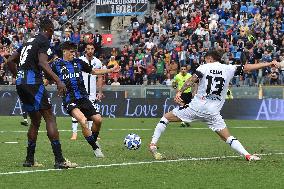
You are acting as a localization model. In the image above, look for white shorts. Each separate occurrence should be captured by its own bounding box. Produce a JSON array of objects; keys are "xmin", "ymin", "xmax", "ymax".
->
[{"xmin": 172, "ymin": 106, "xmax": 227, "ymax": 131}]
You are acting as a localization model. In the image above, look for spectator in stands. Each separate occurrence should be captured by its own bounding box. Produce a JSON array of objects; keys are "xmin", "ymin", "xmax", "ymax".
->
[
  {"xmin": 123, "ymin": 72, "xmax": 134, "ymax": 85},
  {"xmin": 94, "ymin": 30, "xmax": 102, "ymax": 56},
  {"xmin": 269, "ymin": 65, "xmax": 280, "ymax": 85},
  {"xmin": 123, "ymin": 64, "xmax": 134, "ymax": 81},
  {"xmin": 156, "ymin": 57, "xmax": 165, "ymax": 84},
  {"xmin": 168, "ymin": 59, "xmax": 179, "ymax": 79},
  {"xmin": 137, "ymin": 47, "xmax": 145, "ymax": 59},
  {"xmin": 0, "ymin": 48, "xmax": 6, "ymax": 69},
  {"xmin": 130, "ymin": 28, "xmax": 141, "ymax": 45},
  {"xmin": 178, "ymin": 45, "xmax": 187, "ymax": 66},
  {"xmin": 71, "ymin": 28, "xmax": 80, "ymax": 44},
  {"xmin": 108, "ymin": 56, "xmax": 119, "ymax": 67},
  {"xmin": 146, "ymin": 62, "xmax": 157, "ymax": 85},
  {"xmin": 1, "ymin": 0, "xmax": 284, "ymax": 87},
  {"xmin": 145, "ymin": 38, "xmax": 155, "ymax": 50},
  {"xmin": 77, "ymin": 35, "xmax": 86, "ymax": 55},
  {"xmin": 59, "ymin": 12, "xmax": 68, "ymax": 25},
  {"xmin": 134, "ymin": 65, "xmax": 145, "ymax": 85},
  {"xmin": 111, "ymin": 77, "xmax": 120, "ymax": 86},
  {"xmin": 165, "ymin": 38, "xmax": 176, "ymax": 52},
  {"xmin": 143, "ymin": 48, "xmax": 153, "ymax": 66},
  {"xmin": 0, "ymin": 73, "xmax": 9, "ymax": 85},
  {"xmin": 110, "ymin": 48, "xmax": 118, "ymax": 58},
  {"xmin": 221, "ymin": 0, "xmax": 232, "ymax": 10},
  {"xmin": 63, "ymin": 29, "xmax": 72, "ymax": 42},
  {"xmin": 119, "ymin": 56, "xmax": 127, "ymax": 70}
]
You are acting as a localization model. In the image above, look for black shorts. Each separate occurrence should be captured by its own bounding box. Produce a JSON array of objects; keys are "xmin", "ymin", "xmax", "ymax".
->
[
  {"xmin": 65, "ymin": 98, "xmax": 100, "ymax": 119},
  {"xmin": 16, "ymin": 84, "xmax": 51, "ymax": 112},
  {"xmin": 181, "ymin": 92, "xmax": 192, "ymax": 105}
]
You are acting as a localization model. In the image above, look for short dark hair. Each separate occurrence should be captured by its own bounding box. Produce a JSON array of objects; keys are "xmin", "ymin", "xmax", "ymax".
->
[
  {"xmin": 39, "ymin": 17, "xmax": 54, "ymax": 31},
  {"xmin": 205, "ymin": 49, "xmax": 224, "ymax": 62},
  {"xmin": 61, "ymin": 41, "xmax": 77, "ymax": 50},
  {"xmin": 86, "ymin": 43, "xmax": 94, "ymax": 48}
]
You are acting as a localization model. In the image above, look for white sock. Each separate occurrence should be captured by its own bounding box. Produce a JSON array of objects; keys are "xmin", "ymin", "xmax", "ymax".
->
[
  {"xmin": 226, "ymin": 136, "xmax": 250, "ymax": 156},
  {"xmin": 88, "ymin": 121, "xmax": 93, "ymax": 130},
  {"xmin": 24, "ymin": 119, "xmax": 28, "ymax": 122},
  {"xmin": 71, "ymin": 117, "xmax": 78, "ymax": 133},
  {"xmin": 151, "ymin": 117, "xmax": 169, "ymax": 145}
]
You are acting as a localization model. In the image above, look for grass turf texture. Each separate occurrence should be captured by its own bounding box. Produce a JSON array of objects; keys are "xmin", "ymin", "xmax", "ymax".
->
[{"xmin": 0, "ymin": 116, "xmax": 283, "ymax": 188}]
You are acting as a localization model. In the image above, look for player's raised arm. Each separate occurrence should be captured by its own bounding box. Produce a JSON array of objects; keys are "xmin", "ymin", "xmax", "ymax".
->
[
  {"xmin": 97, "ymin": 74, "xmax": 104, "ymax": 100},
  {"xmin": 7, "ymin": 51, "xmax": 20, "ymax": 77},
  {"xmin": 243, "ymin": 61, "xmax": 277, "ymax": 73},
  {"xmin": 91, "ymin": 65, "xmax": 121, "ymax": 75}
]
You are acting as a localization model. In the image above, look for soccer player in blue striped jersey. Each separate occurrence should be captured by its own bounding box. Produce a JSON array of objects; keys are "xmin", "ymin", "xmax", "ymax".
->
[
  {"xmin": 7, "ymin": 17, "xmax": 77, "ymax": 169},
  {"xmin": 50, "ymin": 41, "xmax": 120, "ymax": 158}
]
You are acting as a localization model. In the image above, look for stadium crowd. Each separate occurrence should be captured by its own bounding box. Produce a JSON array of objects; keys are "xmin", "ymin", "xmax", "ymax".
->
[
  {"xmin": 0, "ymin": 0, "xmax": 92, "ymax": 84},
  {"xmin": 0, "ymin": 0, "xmax": 284, "ymax": 86}
]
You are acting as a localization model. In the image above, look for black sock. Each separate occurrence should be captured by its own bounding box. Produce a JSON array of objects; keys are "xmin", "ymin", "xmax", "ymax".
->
[
  {"xmin": 26, "ymin": 140, "xmax": 36, "ymax": 162},
  {"xmin": 92, "ymin": 131, "xmax": 99, "ymax": 142},
  {"xmin": 85, "ymin": 135, "xmax": 99, "ymax": 150},
  {"xmin": 51, "ymin": 140, "xmax": 65, "ymax": 163}
]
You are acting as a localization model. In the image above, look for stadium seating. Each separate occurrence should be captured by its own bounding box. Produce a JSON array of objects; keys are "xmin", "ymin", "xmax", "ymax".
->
[{"xmin": 0, "ymin": 0, "xmax": 283, "ymax": 86}]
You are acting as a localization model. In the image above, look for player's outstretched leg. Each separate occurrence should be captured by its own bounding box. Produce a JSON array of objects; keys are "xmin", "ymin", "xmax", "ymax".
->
[
  {"xmin": 150, "ymin": 111, "xmax": 181, "ymax": 160},
  {"xmin": 88, "ymin": 120, "xmax": 93, "ymax": 130},
  {"xmin": 23, "ymin": 111, "xmax": 43, "ymax": 167},
  {"xmin": 71, "ymin": 117, "xmax": 78, "ymax": 140},
  {"xmin": 41, "ymin": 109, "xmax": 77, "ymax": 169},
  {"xmin": 216, "ymin": 128, "xmax": 261, "ymax": 161},
  {"xmin": 90, "ymin": 114, "xmax": 104, "ymax": 158},
  {"xmin": 72, "ymin": 109, "xmax": 104, "ymax": 158}
]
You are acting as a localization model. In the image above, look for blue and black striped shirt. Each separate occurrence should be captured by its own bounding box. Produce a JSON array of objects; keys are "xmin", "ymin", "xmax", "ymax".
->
[
  {"xmin": 50, "ymin": 58, "xmax": 93, "ymax": 105},
  {"xmin": 16, "ymin": 33, "xmax": 52, "ymax": 85}
]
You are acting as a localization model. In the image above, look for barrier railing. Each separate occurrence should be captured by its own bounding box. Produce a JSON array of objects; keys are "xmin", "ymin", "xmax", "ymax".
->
[
  {"xmin": 1, "ymin": 85, "xmax": 284, "ymax": 99},
  {"xmin": 61, "ymin": 0, "xmax": 96, "ymax": 29}
]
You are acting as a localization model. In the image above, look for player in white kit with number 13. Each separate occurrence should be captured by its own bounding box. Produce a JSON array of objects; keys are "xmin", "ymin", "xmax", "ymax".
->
[
  {"xmin": 71, "ymin": 43, "xmax": 103, "ymax": 140},
  {"xmin": 149, "ymin": 49, "xmax": 279, "ymax": 161}
]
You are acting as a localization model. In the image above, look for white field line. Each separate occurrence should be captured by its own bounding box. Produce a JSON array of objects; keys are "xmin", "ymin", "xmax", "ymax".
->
[
  {"xmin": 0, "ymin": 127, "xmax": 269, "ymax": 133},
  {"xmin": 108, "ymin": 128, "xmax": 152, "ymax": 131},
  {"xmin": 2, "ymin": 142, "xmax": 18, "ymax": 144},
  {"xmin": 109, "ymin": 127, "xmax": 269, "ymax": 131},
  {"xmin": 0, "ymin": 152, "xmax": 284, "ymax": 176}
]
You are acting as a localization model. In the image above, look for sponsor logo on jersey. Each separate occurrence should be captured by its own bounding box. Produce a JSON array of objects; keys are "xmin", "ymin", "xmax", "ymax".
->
[{"xmin": 63, "ymin": 72, "xmax": 80, "ymax": 80}]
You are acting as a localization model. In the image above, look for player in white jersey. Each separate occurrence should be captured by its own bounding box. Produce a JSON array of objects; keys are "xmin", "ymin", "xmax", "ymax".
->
[
  {"xmin": 149, "ymin": 49, "xmax": 279, "ymax": 161},
  {"xmin": 71, "ymin": 43, "xmax": 103, "ymax": 141}
]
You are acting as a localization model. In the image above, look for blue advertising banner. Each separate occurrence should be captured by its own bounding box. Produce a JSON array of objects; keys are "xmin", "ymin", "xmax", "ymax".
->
[
  {"xmin": 1, "ymin": 91, "xmax": 284, "ymax": 120},
  {"xmin": 95, "ymin": 0, "xmax": 148, "ymax": 17}
]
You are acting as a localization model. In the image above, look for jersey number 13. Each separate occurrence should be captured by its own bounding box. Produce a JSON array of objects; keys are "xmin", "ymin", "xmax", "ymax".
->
[{"xmin": 205, "ymin": 75, "xmax": 225, "ymax": 96}]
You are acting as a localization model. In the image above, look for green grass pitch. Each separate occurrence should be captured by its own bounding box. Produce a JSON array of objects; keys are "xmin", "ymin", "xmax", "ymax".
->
[{"xmin": 0, "ymin": 116, "xmax": 283, "ymax": 188}]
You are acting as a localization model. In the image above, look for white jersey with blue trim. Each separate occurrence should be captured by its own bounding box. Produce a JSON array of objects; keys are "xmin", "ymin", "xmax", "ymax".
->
[
  {"xmin": 79, "ymin": 55, "xmax": 102, "ymax": 100},
  {"xmin": 189, "ymin": 62, "xmax": 240, "ymax": 114}
]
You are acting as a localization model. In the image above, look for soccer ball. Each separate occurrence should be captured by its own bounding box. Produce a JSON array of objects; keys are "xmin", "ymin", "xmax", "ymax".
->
[{"xmin": 124, "ymin": 133, "xmax": 141, "ymax": 150}]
